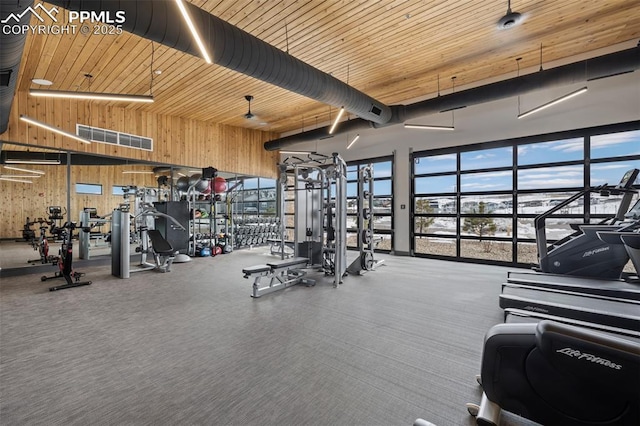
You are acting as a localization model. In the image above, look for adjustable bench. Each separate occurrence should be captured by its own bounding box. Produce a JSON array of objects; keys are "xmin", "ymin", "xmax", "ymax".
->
[
  {"xmin": 147, "ymin": 229, "xmax": 177, "ymax": 273},
  {"xmin": 242, "ymin": 257, "xmax": 315, "ymax": 298},
  {"xmin": 267, "ymin": 238, "xmax": 294, "ymax": 258}
]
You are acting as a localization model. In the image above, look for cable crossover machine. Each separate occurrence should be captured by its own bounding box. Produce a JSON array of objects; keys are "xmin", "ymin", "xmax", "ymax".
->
[{"xmin": 243, "ymin": 152, "xmax": 383, "ymax": 298}]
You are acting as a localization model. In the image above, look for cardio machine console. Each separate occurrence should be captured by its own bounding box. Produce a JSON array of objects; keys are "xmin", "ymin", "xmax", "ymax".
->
[{"xmin": 615, "ymin": 168, "xmax": 639, "ymax": 190}]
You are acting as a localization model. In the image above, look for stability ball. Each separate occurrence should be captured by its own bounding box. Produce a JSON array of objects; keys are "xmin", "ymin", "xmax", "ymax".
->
[
  {"xmin": 176, "ymin": 176, "xmax": 190, "ymax": 192},
  {"xmin": 189, "ymin": 174, "xmax": 209, "ymax": 192},
  {"xmin": 213, "ymin": 176, "xmax": 227, "ymax": 193}
]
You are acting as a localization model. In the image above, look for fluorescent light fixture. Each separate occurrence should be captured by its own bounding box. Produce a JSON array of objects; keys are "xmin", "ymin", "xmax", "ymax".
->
[
  {"xmin": 175, "ymin": 0, "xmax": 212, "ymax": 64},
  {"xmin": 347, "ymin": 134, "xmax": 360, "ymax": 149},
  {"xmin": 32, "ymin": 78, "xmax": 53, "ymax": 85},
  {"xmin": 518, "ymin": 86, "xmax": 587, "ymax": 119},
  {"xmin": 30, "ymin": 89, "xmax": 153, "ymax": 103},
  {"xmin": 122, "ymin": 170, "xmax": 154, "ymax": 174},
  {"xmin": 5, "ymin": 158, "xmax": 61, "ymax": 165},
  {"xmin": 20, "ymin": 115, "xmax": 91, "ymax": 145},
  {"xmin": 3, "ymin": 166, "xmax": 45, "ymax": 174},
  {"xmin": 328, "ymin": 107, "xmax": 345, "ymax": 134},
  {"xmin": 280, "ymin": 150, "xmax": 313, "ymax": 155},
  {"xmin": 404, "ymin": 123, "xmax": 455, "ymax": 130},
  {"xmin": 0, "ymin": 177, "xmax": 33, "ymax": 183},
  {"xmin": 0, "ymin": 174, "xmax": 41, "ymax": 178}
]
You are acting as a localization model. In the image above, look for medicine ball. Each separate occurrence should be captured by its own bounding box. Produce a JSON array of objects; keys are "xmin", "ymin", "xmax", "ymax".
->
[{"xmin": 213, "ymin": 176, "xmax": 227, "ymax": 193}]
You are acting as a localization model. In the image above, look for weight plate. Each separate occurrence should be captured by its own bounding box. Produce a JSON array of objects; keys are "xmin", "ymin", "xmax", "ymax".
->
[
  {"xmin": 361, "ymin": 229, "xmax": 372, "ymax": 245},
  {"xmin": 361, "ymin": 251, "xmax": 374, "ymax": 270}
]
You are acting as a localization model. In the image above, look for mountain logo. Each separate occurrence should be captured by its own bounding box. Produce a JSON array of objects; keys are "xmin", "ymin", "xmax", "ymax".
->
[{"xmin": 1, "ymin": 3, "xmax": 59, "ymax": 24}]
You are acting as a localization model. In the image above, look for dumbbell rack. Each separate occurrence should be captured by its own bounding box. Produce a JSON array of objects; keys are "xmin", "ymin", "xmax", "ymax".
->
[{"xmin": 233, "ymin": 217, "xmax": 283, "ymax": 248}]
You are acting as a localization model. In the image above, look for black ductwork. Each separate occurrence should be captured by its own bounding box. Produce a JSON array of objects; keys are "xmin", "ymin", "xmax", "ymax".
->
[
  {"xmin": 264, "ymin": 44, "xmax": 640, "ymax": 151},
  {"xmin": 0, "ymin": 0, "xmax": 34, "ymax": 135},
  {"xmin": 46, "ymin": 0, "xmax": 392, "ymax": 124}
]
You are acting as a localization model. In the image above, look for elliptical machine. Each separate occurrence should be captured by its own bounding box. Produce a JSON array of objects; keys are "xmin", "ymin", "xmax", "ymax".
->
[{"xmin": 42, "ymin": 222, "xmax": 92, "ymax": 292}]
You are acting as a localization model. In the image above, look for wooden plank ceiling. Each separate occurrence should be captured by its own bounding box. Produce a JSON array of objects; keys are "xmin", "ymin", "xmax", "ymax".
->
[{"xmin": 16, "ymin": 0, "xmax": 640, "ymax": 137}]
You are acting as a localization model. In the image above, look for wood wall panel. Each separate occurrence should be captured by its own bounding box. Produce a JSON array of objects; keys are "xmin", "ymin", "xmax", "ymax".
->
[
  {"xmin": 0, "ymin": 164, "xmax": 157, "ymax": 239},
  {"xmin": 0, "ymin": 91, "xmax": 279, "ymax": 239},
  {"xmin": 1, "ymin": 91, "xmax": 279, "ymax": 177}
]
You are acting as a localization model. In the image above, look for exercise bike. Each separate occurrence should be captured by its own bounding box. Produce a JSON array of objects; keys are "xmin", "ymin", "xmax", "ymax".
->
[
  {"xmin": 18, "ymin": 217, "xmax": 36, "ymax": 244},
  {"xmin": 27, "ymin": 218, "xmax": 58, "ymax": 265},
  {"xmin": 41, "ymin": 222, "xmax": 92, "ymax": 292},
  {"xmin": 47, "ymin": 206, "xmax": 66, "ymax": 242}
]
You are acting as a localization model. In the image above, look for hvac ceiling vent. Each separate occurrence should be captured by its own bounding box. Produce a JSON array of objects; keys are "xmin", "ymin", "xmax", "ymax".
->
[
  {"xmin": 77, "ymin": 124, "xmax": 153, "ymax": 151},
  {"xmin": 0, "ymin": 70, "xmax": 11, "ymax": 87}
]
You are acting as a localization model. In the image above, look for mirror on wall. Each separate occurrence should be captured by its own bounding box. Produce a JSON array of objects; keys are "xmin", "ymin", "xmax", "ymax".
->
[{"xmin": 0, "ymin": 142, "xmax": 276, "ymax": 271}]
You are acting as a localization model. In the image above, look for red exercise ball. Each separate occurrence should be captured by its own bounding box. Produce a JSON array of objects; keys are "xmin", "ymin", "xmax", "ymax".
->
[{"xmin": 213, "ymin": 176, "xmax": 227, "ymax": 193}]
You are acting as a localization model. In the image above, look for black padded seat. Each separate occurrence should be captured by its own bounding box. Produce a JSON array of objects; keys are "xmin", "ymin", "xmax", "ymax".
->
[
  {"xmin": 243, "ymin": 264, "xmax": 270, "ymax": 275},
  {"xmin": 266, "ymin": 257, "xmax": 308, "ymax": 269},
  {"xmin": 147, "ymin": 229, "xmax": 175, "ymax": 255}
]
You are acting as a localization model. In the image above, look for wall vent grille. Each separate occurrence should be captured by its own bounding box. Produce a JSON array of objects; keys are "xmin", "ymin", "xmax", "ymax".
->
[{"xmin": 76, "ymin": 124, "xmax": 153, "ymax": 151}]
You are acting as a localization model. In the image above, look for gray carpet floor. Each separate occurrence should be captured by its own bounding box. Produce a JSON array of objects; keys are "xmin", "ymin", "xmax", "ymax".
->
[{"xmin": 0, "ymin": 247, "xmax": 538, "ymax": 425}]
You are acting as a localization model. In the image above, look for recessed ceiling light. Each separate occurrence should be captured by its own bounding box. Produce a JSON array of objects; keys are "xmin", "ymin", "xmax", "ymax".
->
[{"xmin": 32, "ymin": 78, "xmax": 53, "ymax": 86}]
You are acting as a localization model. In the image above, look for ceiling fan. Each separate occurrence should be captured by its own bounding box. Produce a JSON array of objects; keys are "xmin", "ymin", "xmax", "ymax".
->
[
  {"xmin": 243, "ymin": 95, "xmax": 255, "ymax": 119},
  {"xmin": 242, "ymin": 95, "xmax": 268, "ymax": 127},
  {"xmin": 497, "ymin": 0, "xmax": 523, "ymax": 29}
]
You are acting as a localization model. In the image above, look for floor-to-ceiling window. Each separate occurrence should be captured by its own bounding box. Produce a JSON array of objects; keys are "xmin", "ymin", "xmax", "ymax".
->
[{"xmin": 412, "ymin": 122, "xmax": 640, "ymax": 266}]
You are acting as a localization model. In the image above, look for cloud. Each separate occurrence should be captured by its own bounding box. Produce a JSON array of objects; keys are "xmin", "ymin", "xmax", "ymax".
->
[
  {"xmin": 471, "ymin": 153, "xmax": 495, "ymax": 160},
  {"xmin": 518, "ymin": 178, "xmax": 584, "ymax": 189},
  {"xmin": 592, "ymin": 131, "xmax": 640, "ymax": 150},
  {"xmin": 518, "ymin": 166, "xmax": 583, "ymax": 189},
  {"xmin": 590, "ymin": 163, "xmax": 633, "ymax": 171},
  {"xmin": 461, "ymin": 182, "xmax": 504, "ymax": 190},
  {"xmin": 548, "ymin": 138, "xmax": 583, "ymax": 153},
  {"xmin": 426, "ymin": 154, "xmax": 456, "ymax": 162}
]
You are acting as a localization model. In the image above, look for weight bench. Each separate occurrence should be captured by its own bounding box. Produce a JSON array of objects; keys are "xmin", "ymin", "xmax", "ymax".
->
[
  {"xmin": 243, "ymin": 257, "xmax": 315, "ymax": 298},
  {"xmin": 267, "ymin": 238, "xmax": 294, "ymax": 258},
  {"xmin": 147, "ymin": 229, "xmax": 177, "ymax": 273}
]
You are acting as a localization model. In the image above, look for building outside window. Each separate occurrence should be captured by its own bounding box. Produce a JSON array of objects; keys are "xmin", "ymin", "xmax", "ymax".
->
[{"xmin": 412, "ymin": 124, "xmax": 640, "ymax": 266}]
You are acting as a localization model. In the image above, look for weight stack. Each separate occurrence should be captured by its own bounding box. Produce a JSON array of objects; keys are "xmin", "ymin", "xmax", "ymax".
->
[{"xmin": 153, "ymin": 201, "xmax": 190, "ymax": 254}]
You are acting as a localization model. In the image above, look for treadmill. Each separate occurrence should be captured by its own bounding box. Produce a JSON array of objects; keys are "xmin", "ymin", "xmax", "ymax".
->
[
  {"xmin": 500, "ymin": 283, "xmax": 640, "ymax": 335},
  {"xmin": 498, "ymin": 169, "xmax": 640, "ymax": 334},
  {"xmin": 504, "ymin": 307, "xmax": 640, "ymax": 338},
  {"xmin": 505, "ymin": 270, "xmax": 640, "ymax": 300}
]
